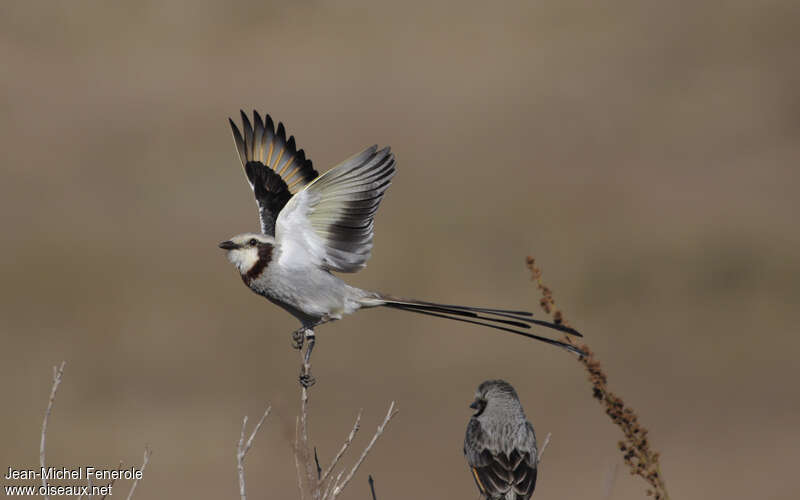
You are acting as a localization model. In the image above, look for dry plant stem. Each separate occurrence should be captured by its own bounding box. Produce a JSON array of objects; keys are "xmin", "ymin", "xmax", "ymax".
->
[
  {"xmin": 40, "ymin": 361, "xmax": 66, "ymax": 500},
  {"xmin": 321, "ymin": 411, "xmax": 362, "ymax": 482},
  {"xmin": 294, "ymin": 368, "xmax": 398, "ymax": 500},
  {"xmin": 100, "ymin": 470, "xmax": 118, "ymax": 500},
  {"xmin": 236, "ymin": 406, "xmax": 272, "ymax": 500},
  {"xmin": 330, "ymin": 402, "xmax": 398, "ymax": 499},
  {"xmin": 525, "ymin": 256, "xmax": 670, "ymax": 500},
  {"xmin": 294, "ymin": 418, "xmax": 306, "ymax": 500},
  {"xmin": 297, "ymin": 384, "xmax": 320, "ymax": 497},
  {"xmin": 100, "ymin": 460, "xmax": 123, "ymax": 500},
  {"xmin": 536, "ymin": 432, "xmax": 552, "ymax": 465},
  {"xmin": 40, "ymin": 362, "xmax": 149, "ymax": 500},
  {"xmin": 125, "ymin": 446, "xmax": 151, "ymax": 500}
]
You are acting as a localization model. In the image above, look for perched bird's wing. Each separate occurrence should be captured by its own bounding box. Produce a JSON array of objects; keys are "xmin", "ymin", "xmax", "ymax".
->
[
  {"xmin": 464, "ymin": 419, "xmax": 493, "ymax": 496},
  {"xmin": 464, "ymin": 419, "xmax": 538, "ymax": 499},
  {"xmin": 511, "ymin": 421, "xmax": 538, "ymax": 498},
  {"xmin": 275, "ymin": 145, "xmax": 395, "ymax": 272},
  {"xmin": 229, "ymin": 111, "xmax": 318, "ymax": 235}
]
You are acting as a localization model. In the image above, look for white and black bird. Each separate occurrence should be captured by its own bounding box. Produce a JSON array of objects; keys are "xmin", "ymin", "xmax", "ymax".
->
[
  {"xmin": 464, "ymin": 380, "xmax": 538, "ymax": 500},
  {"xmin": 219, "ymin": 111, "xmax": 583, "ymax": 385}
]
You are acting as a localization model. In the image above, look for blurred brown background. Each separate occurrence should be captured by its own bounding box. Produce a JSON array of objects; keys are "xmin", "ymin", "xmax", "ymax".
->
[{"xmin": 2, "ymin": 1, "xmax": 798, "ymax": 498}]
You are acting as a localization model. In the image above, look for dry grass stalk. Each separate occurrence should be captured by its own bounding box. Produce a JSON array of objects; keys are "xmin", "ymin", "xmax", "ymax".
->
[
  {"xmin": 536, "ymin": 432, "xmax": 552, "ymax": 465},
  {"xmin": 525, "ymin": 256, "xmax": 669, "ymax": 500},
  {"xmin": 39, "ymin": 362, "xmax": 151, "ymax": 500},
  {"xmin": 236, "ymin": 405, "xmax": 272, "ymax": 500},
  {"xmin": 40, "ymin": 361, "xmax": 66, "ymax": 500},
  {"xmin": 125, "ymin": 447, "xmax": 151, "ymax": 500}
]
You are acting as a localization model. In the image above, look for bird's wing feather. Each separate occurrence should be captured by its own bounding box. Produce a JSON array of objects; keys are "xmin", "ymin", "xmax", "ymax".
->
[
  {"xmin": 275, "ymin": 145, "xmax": 395, "ymax": 272},
  {"xmin": 229, "ymin": 110, "xmax": 318, "ymax": 235},
  {"xmin": 465, "ymin": 420, "xmax": 537, "ymax": 499}
]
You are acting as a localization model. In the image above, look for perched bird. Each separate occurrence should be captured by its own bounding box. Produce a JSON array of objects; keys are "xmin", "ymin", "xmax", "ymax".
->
[
  {"xmin": 464, "ymin": 380, "xmax": 538, "ymax": 500},
  {"xmin": 219, "ymin": 111, "xmax": 583, "ymax": 385}
]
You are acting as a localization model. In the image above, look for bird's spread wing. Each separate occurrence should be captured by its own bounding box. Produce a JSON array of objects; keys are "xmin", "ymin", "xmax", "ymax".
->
[
  {"xmin": 465, "ymin": 420, "xmax": 538, "ymax": 499},
  {"xmin": 229, "ymin": 110, "xmax": 318, "ymax": 235},
  {"xmin": 275, "ymin": 145, "xmax": 395, "ymax": 272}
]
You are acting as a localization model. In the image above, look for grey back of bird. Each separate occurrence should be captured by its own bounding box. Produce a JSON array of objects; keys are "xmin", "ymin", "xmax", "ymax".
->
[{"xmin": 464, "ymin": 380, "xmax": 538, "ymax": 500}]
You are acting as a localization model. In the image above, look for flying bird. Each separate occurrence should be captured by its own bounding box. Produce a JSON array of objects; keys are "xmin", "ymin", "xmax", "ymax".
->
[
  {"xmin": 464, "ymin": 380, "xmax": 538, "ymax": 500},
  {"xmin": 219, "ymin": 111, "xmax": 583, "ymax": 385}
]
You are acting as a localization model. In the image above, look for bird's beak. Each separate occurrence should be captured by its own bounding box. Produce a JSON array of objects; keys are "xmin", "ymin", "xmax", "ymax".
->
[
  {"xmin": 469, "ymin": 400, "xmax": 480, "ymax": 410},
  {"xmin": 218, "ymin": 240, "xmax": 238, "ymax": 250}
]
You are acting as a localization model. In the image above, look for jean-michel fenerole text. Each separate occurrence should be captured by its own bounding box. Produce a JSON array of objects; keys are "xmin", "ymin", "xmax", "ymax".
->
[{"xmin": 5, "ymin": 465, "xmax": 143, "ymax": 481}]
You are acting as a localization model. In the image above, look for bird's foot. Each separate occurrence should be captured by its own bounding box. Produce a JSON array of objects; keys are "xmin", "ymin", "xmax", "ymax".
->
[
  {"xmin": 299, "ymin": 366, "xmax": 316, "ymax": 388},
  {"xmin": 291, "ymin": 328, "xmax": 306, "ymax": 350}
]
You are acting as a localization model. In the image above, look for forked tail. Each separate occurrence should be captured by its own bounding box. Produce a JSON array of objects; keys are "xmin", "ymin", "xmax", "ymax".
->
[{"xmin": 375, "ymin": 296, "xmax": 585, "ymax": 356}]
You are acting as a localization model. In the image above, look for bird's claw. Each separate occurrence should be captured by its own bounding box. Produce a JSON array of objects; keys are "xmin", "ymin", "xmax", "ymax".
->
[
  {"xmin": 299, "ymin": 369, "xmax": 316, "ymax": 388},
  {"xmin": 291, "ymin": 329, "xmax": 306, "ymax": 350}
]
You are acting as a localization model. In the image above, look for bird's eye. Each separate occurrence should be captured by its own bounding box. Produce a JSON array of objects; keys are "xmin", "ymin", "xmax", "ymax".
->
[{"xmin": 248, "ymin": 238, "xmax": 258, "ymax": 246}]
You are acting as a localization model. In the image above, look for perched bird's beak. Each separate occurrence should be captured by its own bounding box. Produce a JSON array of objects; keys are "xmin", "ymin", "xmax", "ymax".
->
[
  {"xmin": 469, "ymin": 400, "xmax": 480, "ymax": 410},
  {"xmin": 218, "ymin": 240, "xmax": 238, "ymax": 250}
]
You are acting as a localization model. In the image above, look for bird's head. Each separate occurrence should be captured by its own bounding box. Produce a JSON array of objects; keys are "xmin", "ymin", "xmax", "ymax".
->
[
  {"xmin": 218, "ymin": 233, "xmax": 275, "ymax": 275},
  {"xmin": 470, "ymin": 379, "xmax": 521, "ymax": 417}
]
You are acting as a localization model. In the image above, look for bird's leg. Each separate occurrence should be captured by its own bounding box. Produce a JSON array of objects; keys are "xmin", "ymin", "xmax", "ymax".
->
[
  {"xmin": 291, "ymin": 316, "xmax": 332, "ymax": 350},
  {"xmin": 299, "ymin": 329, "xmax": 316, "ymax": 388}
]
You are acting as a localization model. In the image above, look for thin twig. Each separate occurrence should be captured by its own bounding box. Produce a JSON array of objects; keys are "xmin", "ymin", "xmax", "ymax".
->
[
  {"xmin": 40, "ymin": 361, "xmax": 66, "ymax": 500},
  {"xmin": 125, "ymin": 446, "xmax": 151, "ymax": 500},
  {"xmin": 325, "ymin": 471, "xmax": 344, "ymax": 500},
  {"xmin": 537, "ymin": 432, "xmax": 552, "ymax": 465},
  {"xmin": 236, "ymin": 406, "xmax": 271, "ymax": 500},
  {"xmin": 331, "ymin": 402, "xmax": 398, "ymax": 499},
  {"xmin": 237, "ymin": 416, "xmax": 248, "ymax": 500},
  {"xmin": 368, "ymin": 475, "xmax": 377, "ymax": 500},
  {"xmin": 100, "ymin": 460, "xmax": 124, "ymax": 500},
  {"xmin": 294, "ymin": 417, "xmax": 306, "ymax": 500},
  {"xmin": 78, "ymin": 475, "xmax": 92, "ymax": 500},
  {"xmin": 298, "ymin": 384, "xmax": 319, "ymax": 496},
  {"xmin": 321, "ymin": 411, "xmax": 362, "ymax": 482}
]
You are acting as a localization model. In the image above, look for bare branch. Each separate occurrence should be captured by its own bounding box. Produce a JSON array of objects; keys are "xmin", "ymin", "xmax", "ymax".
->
[
  {"xmin": 40, "ymin": 361, "xmax": 66, "ymax": 500},
  {"xmin": 321, "ymin": 411, "xmax": 362, "ymax": 482},
  {"xmin": 330, "ymin": 401, "xmax": 398, "ymax": 499},
  {"xmin": 99, "ymin": 460, "xmax": 124, "ymax": 500},
  {"xmin": 294, "ymin": 417, "xmax": 306, "ymax": 500},
  {"xmin": 125, "ymin": 446, "xmax": 151, "ymax": 500},
  {"xmin": 537, "ymin": 432, "xmax": 552, "ymax": 465},
  {"xmin": 296, "ymin": 383, "xmax": 320, "ymax": 496},
  {"xmin": 236, "ymin": 406, "xmax": 271, "ymax": 500}
]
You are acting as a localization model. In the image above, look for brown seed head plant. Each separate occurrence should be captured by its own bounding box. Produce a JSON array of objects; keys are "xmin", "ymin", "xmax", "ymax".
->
[{"xmin": 525, "ymin": 256, "xmax": 669, "ymax": 500}]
